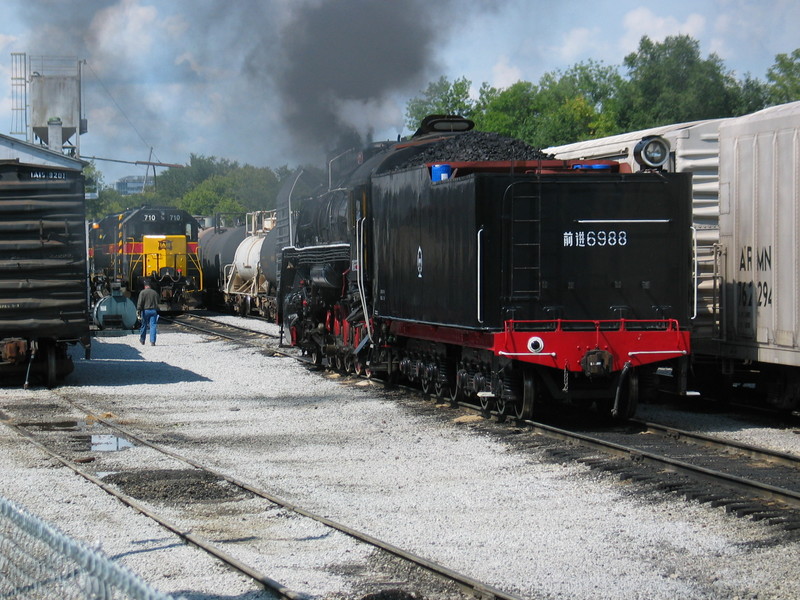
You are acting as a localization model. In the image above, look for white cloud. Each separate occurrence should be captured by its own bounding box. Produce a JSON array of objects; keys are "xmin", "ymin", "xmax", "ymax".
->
[
  {"xmin": 85, "ymin": 0, "xmax": 161, "ymax": 74},
  {"xmin": 557, "ymin": 27, "xmax": 598, "ymax": 63},
  {"xmin": 491, "ymin": 55, "xmax": 522, "ymax": 88},
  {"xmin": 85, "ymin": 105, "xmax": 125, "ymax": 141},
  {"xmin": 620, "ymin": 8, "xmax": 706, "ymax": 54},
  {"xmin": 0, "ymin": 33, "xmax": 17, "ymax": 51}
]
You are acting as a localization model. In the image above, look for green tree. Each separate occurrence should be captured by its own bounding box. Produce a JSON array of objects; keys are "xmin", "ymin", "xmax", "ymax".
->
[
  {"xmin": 82, "ymin": 162, "xmax": 102, "ymax": 194},
  {"xmin": 471, "ymin": 61, "xmax": 623, "ymax": 147},
  {"xmin": 617, "ymin": 35, "xmax": 742, "ymax": 129},
  {"xmin": 472, "ymin": 81, "xmax": 540, "ymax": 139},
  {"xmin": 177, "ymin": 175, "xmax": 234, "ymax": 216},
  {"xmin": 732, "ymin": 74, "xmax": 770, "ymax": 115},
  {"xmin": 226, "ymin": 164, "xmax": 281, "ymax": 211},
  {"xmin": 89, "ymin": 187, "xmax": 126, "ymax": 220},
  {"xmin": 767, "ymin": 48, "xmax": 800, "ymax": 104},
  {"xmin": 405, "ymin": 76, "xmax": 475, "ymax": 130},
  {"xmin": 154, "ymin": 154, "xmax": 238, "ymax": 203},
  {"xmin": 531, "ymin": 61, "xmax": 624, "ymax": 144}
]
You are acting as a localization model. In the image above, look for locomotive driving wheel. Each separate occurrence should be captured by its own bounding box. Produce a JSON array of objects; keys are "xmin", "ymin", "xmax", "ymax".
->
[
  {"xmin": 353, "ymin": 358, "xmax": 366, "ymax": 377},
  {"xmin": 515, "ymin": 371, "xmax": 535, "ymax": 420},
  {"xmin": 449, "ymin": 368, "xmax": 466, "ymax": 405},
  {"xmin": 420, "ymin": 361, "xmax": 437, "ymax": 395},
  {"xmin": 308, "ymin": 347, "xmax": 323, "ymax": 367},
  {"xmin": 343, "ymin": 354, "xmax": 354, "ymax": 374},
  {"xmin": 495, "ymin": 396, "xmax": 509, "ymax": 422},
  {"xmin": 420, "ymin": 374, "xmax": 431, "ymax": 395}
]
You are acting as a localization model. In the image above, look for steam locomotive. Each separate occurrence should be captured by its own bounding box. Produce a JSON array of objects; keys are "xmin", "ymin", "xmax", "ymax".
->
[
  {"xmin": 89, "ymin": 206, "xmax": 203, "ymax": 314},
  {"xmin": 273, "ymin": 115, "xmax": 693, "ymax": 420}
]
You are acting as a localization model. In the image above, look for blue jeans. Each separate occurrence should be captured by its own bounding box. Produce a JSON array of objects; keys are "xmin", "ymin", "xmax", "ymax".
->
[{"xmin": 140, "ymin": 309, "xmax": 158, "ymax": 344}]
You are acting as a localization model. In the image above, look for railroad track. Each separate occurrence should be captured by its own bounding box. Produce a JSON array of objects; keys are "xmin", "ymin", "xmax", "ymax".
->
[
  {"xmin": 1, "ymin": 395, "xmax": 524, "ymax": 600},
  {"xmin": 163, "ymin": 312, "xmax": 280, "ymax": 341},
  {"xmin": 433, "ymin": 395, "xmax": 800, "ymax": 522},
  {"xmin": 167, "ymin": 313, "xmax": 800, "ymax": 525},
  {"xmin": 520, "ymin": 418, "xmax": 800, "ymax": 514}
]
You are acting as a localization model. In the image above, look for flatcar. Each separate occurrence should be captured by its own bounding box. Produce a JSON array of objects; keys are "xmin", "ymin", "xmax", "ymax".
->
[
  {"xmin": 89, "ymin": 206, "xmax": 203, "ymax": 312},
  {"xmin": 547, "ymin": 100, "xmax": 800, "ymax": 411},
  {"xmin": 276, "ymin": 115, "xmax": 694, "ymax": 420},
  {"xmin": 0, "ymin": 160, "xmax": 90, "ymax": 387}
]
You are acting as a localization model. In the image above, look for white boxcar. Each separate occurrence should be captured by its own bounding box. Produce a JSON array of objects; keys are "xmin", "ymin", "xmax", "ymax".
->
[{"xmin": 714, "ymin": 101, "xmax": 800, "ymax": 408}]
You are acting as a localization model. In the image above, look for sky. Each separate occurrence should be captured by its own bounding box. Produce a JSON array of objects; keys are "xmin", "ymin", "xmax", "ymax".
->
[{"xmin": 0, "ymin": 0, "xmax": 796, "ymax": 186}]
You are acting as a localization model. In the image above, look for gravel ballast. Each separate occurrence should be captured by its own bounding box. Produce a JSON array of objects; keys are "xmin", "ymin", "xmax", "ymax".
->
[{"xmin": 1, "ymin": 324, "xmax": 799, "ymax": 599}]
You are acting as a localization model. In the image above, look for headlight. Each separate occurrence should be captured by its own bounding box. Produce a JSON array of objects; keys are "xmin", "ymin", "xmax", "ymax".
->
[{"xmin": 633, "ymin": 136, "xmax": 670, "ymax": 169}]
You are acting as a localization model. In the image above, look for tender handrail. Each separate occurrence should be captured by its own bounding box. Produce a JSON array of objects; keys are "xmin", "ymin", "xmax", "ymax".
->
[
  {"xmin": 691, "ymin": 225, "xmax": 698, "ymax": 320},
  {"xmin": 477, "ymin": 227, "xmax": 484, "ymax": 324}
]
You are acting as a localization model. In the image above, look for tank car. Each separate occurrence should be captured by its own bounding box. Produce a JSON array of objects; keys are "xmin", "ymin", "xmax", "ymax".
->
[
  {"xmin": 199, "ymin": 211, "xmax": 278, "ymax": 318},
  {"xmin": 198, "ymin": 220, "xmax": 245, "ymax": 310},
  {"xmin": 547, "ymin": 101, "xmax": 800, "ymax": 412},
  {"xmin": 278, "ymin": 115, "xmax": 693, "ymax": 420},
  {"xmin": 0, "ymin": 160, "xmax": 90, "ymax": 387},
  {"xmin": 89, "ymin": 206, "xmax": 203, "ymax": 313}
]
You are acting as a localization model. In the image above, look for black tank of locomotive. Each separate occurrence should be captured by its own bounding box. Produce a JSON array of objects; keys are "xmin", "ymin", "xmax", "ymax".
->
[
  {"xmin": 284, "ymin": 135, "xmax": 692, "ymax": 331},
  {"xmin": 371, "ymin": 167, "xmax": 692, "ymax": 328}
]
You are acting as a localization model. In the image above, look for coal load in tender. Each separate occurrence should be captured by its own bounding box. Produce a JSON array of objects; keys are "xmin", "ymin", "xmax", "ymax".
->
[{"xmin": 393, "ymin": 131, "xmax": 554, "ymax": 170}]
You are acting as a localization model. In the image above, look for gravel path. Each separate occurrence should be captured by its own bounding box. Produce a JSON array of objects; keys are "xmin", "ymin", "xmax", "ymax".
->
[{"xmin": 1, "ymin": 324, "xmax": 799, "ymax": 599}]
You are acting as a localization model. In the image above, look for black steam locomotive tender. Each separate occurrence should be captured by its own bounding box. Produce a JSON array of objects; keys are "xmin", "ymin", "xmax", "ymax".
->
[{"xmin": 279, "ymin": 116, "xmax": 692, "ymax": 421}]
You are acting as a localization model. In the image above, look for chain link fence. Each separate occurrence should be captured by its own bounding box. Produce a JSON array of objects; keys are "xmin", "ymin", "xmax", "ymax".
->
[{"xmin": 0, "ymin": 496, "xmax": 183, "ymax": 600}]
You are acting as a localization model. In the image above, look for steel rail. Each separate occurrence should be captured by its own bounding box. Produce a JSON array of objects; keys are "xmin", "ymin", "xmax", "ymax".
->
[
  {"xmin": 58, "ymin": 398, "xmax": 526, "ymax": 600},
  {"xmin": 352, "ymin": 375, "xmax": 800, "ymax": 512},
  {"xmin": 631, "ymin": 418, "xmax": 800, "ymax": 469},
  {"xmin": 166, "ymin": 313, "xmax": 280, "ymax": 340},
  {"xmin": 2, "ymin": 419, "xmax": 308, "ymax": 600},
  {"xmin": 161, "ymin": 315, "xmax": 298, "ymax": 360},
  {"xmin": 518, "ymin": 418, "xmax": 800, "ymax": 509}
]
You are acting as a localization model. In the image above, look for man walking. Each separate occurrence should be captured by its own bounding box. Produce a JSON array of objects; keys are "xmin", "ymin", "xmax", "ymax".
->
[{"xmin": 137, "ymin": 281, "xmax": 160, "ymax": 346}]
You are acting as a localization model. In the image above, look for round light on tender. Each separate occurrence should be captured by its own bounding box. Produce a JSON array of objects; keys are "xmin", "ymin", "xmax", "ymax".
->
[
  {"xmin": 527, "ymin": 336, "xmax": 545, "ymax": 353},
  {"xmin": 633, "ymin": 136, "xmax": 670, "ymax": 169}
]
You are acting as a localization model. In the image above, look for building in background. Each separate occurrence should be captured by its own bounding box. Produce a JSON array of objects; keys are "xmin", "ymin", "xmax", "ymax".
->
[{"xmin": 115, "ymin": 175, "xmax": 147, "ymax": 195}]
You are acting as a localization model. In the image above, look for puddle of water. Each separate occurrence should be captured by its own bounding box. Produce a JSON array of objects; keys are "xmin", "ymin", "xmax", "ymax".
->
[
  {"xmin": 19, "ymin": 420, "xmax": 83, "ymax": 431},
  {"xmin": 21, "ymin": 419, "xmax": 134, "ymax": 452},
  {"xmin": 91, "ymin": 434, "xmax": 134, "ymax": 452}
]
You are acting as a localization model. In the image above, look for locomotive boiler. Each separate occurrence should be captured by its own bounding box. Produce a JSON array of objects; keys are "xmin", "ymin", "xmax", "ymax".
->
[
  {"xmin": 89, "ymin": 206, "xmax": 203, "ymax": 314},
  {"xmin": 278, "ymin": 115, "xmax": 693, "ymax": 420}
]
